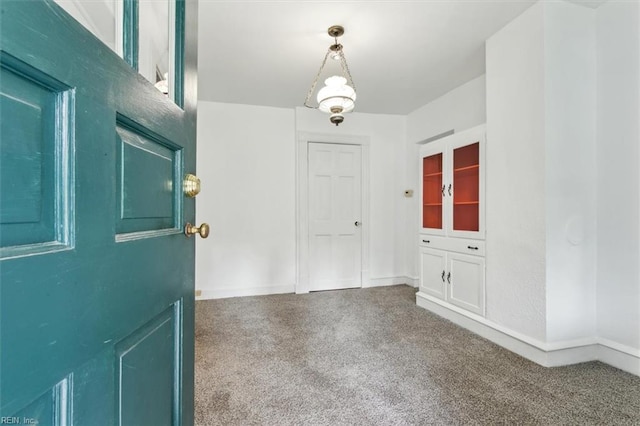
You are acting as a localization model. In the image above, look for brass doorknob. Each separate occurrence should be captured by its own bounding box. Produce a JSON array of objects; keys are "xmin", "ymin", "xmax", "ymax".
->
[{"xmin": 184, "ymin": 222, "xmax": 210, "ymax": 238}]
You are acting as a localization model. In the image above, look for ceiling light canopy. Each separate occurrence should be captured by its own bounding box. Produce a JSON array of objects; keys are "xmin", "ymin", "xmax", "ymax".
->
[{"xmin": 304, "ymin": 25, "xmax": 357, "ymax": 126}]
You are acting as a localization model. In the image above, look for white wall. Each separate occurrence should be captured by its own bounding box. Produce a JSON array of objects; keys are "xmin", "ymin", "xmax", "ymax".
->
[
  {"xmin": 544, "ymin": 2, "xmax": 597, "ymax": 343},
  {"xmin": 196, "ymin": 102, "xmax": 408, "ymax": 298},
  {"xmin": 596, "ymin": 0, "xmax": 640, "ymax": 352},
  {"xmin": 486, "ymin": 0, "xmax": 638, "ymax": 371},
  {"xmin": 486, "ymin": 2, "xmax": 547, "ymax": 341},
  {"xmin": 196, "ymin": 102, "xmax": 296, "ymax": 298},
  {"xmin": 405, "ymin": 75, "xmax": 487, "ymax": 279},
  {"xmin": 296, "ymin": 108, "xmax": 408, "ymax": 286},
  {"xmin": 485, "ymin": 0, "xmax": 600, "ymax": 344},
  {"xmin": 406, "ymin": 75, "xmax": 487, "ymax": 145},
  {"xmin": 54, "ymin": 0, "xmax": 117, "ymax": 52}
]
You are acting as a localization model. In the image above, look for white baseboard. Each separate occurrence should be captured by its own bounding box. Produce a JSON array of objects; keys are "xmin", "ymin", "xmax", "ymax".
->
[
  {"xmin": 364, "ymin": 276, "xmax": 418, "ymax": 288},
  {"xmin": 597, "ymin": 338, "xmax": 640, "ymax": 376},
  {"xmin": 406, "ymin": 276, "xmax": 419, "ymax": 287},
  {"xmin": 199, "ymin": 277, "xmax": 418, "ymax": 299},
  {"xmin": 416, "ymin": 291, "xmax": 640, "ymax": 376},
  {"xmin": 196, "ymin": 284, "xmax": 295, "ymax": 300}
]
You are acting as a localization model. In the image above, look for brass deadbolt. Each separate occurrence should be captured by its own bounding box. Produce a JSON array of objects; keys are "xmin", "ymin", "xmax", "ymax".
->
[{"xmin": 183, "ymin": 174, "xmax": 201, "ymax": 197}]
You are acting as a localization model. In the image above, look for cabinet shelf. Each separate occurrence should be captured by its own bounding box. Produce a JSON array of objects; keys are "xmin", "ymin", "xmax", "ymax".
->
[
  {"xmin": 423, "ymin": 171, "xmax": 443, "ymax": 178},
  {"xmin": 423, "ymin": 203, "xmax": 443, "ymax": 207},
  {"xmin": 453, "ymin": 201, "xmax": 479, "ymax": 206},
  {"xmin": 454, "ymin": 164, "xmax": 479, "ymax": 173}
]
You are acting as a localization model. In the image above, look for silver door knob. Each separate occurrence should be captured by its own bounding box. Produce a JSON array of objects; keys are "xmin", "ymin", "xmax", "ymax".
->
[{"xmin": 354, "ymin": 221, "xmax": 361, "ymax": 227}]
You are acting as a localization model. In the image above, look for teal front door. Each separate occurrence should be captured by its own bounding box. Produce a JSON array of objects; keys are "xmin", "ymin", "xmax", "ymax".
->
[{"xmin": 1, "ymin": 1, "xmax": 198, "ymax": 424}]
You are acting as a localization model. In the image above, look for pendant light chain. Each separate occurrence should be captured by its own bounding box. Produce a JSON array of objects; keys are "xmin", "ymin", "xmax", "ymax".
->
[
  {"xmin": 304, "ymin": 49, "xmax": 331, "ymax": 108},
  {"xmin": 339, "ymin": 50, "xmax": 356, "ymax": 93}
]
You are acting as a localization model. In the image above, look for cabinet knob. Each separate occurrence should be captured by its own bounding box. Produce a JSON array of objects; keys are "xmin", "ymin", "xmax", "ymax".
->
[
  {"xmin": 467, "ymin": 246, "xmax": 479, "ymax": 250},
  {"xmin": 422, "ymin": 239, "xmax": 430, "ymax": 244},
  {"xmin": 441, "ymin": 185, "xmax": 446, "ymax": 196},
  {"xmin": 354, "ymin": 221, "xmax": 361, "ymax": 227},
  {"xmin": 441, "ymin": 270, "xmax": 445, "ymax": 282},
  {"xmin": 448, "ymin": 184, "xmax": 452, "ymax": 196},
  {"xmin": 447, "ymin": 272, "xmax": 451, "ymax": 283}
]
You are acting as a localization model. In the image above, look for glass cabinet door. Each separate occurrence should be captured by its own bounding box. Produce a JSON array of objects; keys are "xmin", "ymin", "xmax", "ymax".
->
[
  {"xmin": 422, "ymin": 153, "xmax": 444, "ymax": 230},
  {"xmin": 452, "ymin": 142, "xmax": 480, "ymax": 232}
]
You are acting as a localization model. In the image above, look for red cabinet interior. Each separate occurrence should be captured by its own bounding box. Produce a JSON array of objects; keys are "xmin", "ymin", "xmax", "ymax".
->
[
  {"xmin": 452, "ymin": 142, "xmax": 479, "ymax": 232},
  {"xmin": 422, "ymin": 153, "xmax": 443, "ymax": 229}
]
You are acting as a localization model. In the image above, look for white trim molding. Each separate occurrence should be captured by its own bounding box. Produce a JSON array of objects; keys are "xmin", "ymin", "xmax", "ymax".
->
[
  {"xmin": 596, "ymin": 338, "xmax": 640, "ymax": 376},
  {"xmin": 405, "ymin": 276, "xmax": 420, "ymax": 287},
  {"xmin": 366, "ymin": 276, "xmax": 419, "ymax": 288},
  {"xmin": 295, "ymin": 131, "xmax": 371, "ymax": 294},
  {"xmin": 196, "ymin": 284, "xmax": 295, "ymax": 300},
  {"xmin": 416, "ymin": 292, "xmax": 640, "ymax": 376}
]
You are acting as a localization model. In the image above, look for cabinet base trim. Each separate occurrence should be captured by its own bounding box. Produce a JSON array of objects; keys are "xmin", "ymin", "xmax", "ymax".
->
[{"xmin": 416, "ymin": 292, "xmax": 639, "ymax": 376}]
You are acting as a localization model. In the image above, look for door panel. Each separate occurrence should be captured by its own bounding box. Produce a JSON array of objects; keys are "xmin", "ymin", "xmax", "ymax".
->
[
  {"xmin": 336, "ymin": 176, "xmax": 355, "ymax": 220},
  {"xmin": 116, "ymin": 303, "xmax": 180, "ymax": 426},
  {"xmin": 0, "ymin": 54, "xmax": 74, "ymax": 257},
  {"xmin": 448, "ymin": 253, "xmax": 485, "ymax": 315},
  {"xmin": 0, "ymin": 1, "xmax": 197, "ymax": 423},
  {"xmin": 11, "ymin": 376, "xmax": 70, "ymax": 426},
  {"xmin": 419, "ymin": 247, "xmax": 447, "ymax": 299},
  {"xmin": 309, "ymin": 143, "xmax": 362, "ymax": 291},
  {"xmin": 115, "ymin": 117, "xmax": 182, "ymax": 238}
]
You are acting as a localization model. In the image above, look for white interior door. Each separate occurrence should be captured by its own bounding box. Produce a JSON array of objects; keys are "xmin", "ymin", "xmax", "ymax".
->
[{"xmin": 308, "ymin": 143, "xmax": 362, "ymax": 291}]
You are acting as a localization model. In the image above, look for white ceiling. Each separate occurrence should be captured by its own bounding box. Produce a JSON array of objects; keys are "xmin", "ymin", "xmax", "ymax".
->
[
  {"xmin": 197, "ymin": 0, "xmax": 552, "ymax": 115},
  {"xmin": 55, "ymin": 0, "xmax": 609, "ymax": 115}
]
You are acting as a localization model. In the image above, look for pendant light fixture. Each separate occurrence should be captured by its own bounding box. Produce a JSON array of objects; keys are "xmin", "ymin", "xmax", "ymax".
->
[{"xmin": 304, "ymin": 25, "xmax": 357, "ymax": 126}]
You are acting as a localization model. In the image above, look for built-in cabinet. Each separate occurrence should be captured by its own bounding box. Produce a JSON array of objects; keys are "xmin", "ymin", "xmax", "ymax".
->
[
  {"xmin": 418, "ymin": 125, "xmax": 486, "ymax": 317},
  {"xmin": 421, "ymin": 126, "xmax": 485, "ymax": 238}
]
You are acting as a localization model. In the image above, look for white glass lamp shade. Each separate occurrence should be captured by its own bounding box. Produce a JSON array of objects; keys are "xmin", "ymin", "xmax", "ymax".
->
[{"xmin": 317, "ymin": 76, "xmax": 356, "ymax": 114}]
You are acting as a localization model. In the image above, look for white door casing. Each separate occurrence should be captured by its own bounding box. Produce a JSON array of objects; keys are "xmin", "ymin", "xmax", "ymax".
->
[
  {"xmin": 296, "ymin": 132, "xmax": 370, "ymax": 294},
  {"xmin": 308, "ymin": 143, "xmax": 362, "ymax": 291}
]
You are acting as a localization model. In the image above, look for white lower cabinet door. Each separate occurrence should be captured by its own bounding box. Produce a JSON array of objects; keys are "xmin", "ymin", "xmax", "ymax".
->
[
  {"xmin": 447, "ymin": 253, "xmax": 485, "ymax": 315},
  {"xmin": 419, "ymin": 247, "xmax": 447, "ymax": 299}
]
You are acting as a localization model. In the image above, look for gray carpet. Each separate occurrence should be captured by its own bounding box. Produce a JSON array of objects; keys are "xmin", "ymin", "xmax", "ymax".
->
[{"xmin": 195, "ymin": 285, "xmax": 640, "ymax": 425}]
